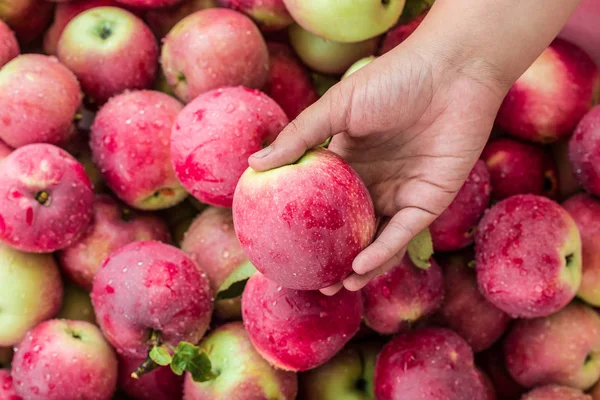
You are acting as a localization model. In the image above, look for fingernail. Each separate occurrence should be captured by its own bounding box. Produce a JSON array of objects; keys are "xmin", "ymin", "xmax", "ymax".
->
[{"xmin": 251, "ymin": 146, "xmax": 273, "ymax": 159}]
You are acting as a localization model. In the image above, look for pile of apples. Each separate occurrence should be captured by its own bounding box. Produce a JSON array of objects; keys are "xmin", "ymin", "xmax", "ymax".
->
[{"xmin": 0, "ymin": 0, "xmax": 599, "ymax": 399}]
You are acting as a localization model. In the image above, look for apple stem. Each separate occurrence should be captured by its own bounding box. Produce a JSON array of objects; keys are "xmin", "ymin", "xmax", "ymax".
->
[{"xmin": 131, "ymin": 357, "xmax": 160, "ymax": 379}]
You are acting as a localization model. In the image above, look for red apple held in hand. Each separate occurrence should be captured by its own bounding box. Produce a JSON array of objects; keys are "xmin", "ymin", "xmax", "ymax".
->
[
  {"xmin": 569, "ymin": 105, "xmax": 600, "ymax": 197},
  {"xmin": 11, "ymin": 319, "xmax": 118, "ymax": 400},
  {"xmin": 522, "ymin": 385, "xmax": 592, "ymax": 400},
  {"xmin": 59, "ymin": 194, "xmax": 171, "ymax": 291},
  {"xmin": 504, "ymin": 302, "xmax": 600, "ymax": 390},
  {"xmin": 118, "ymin": 355, "xmax": 183, "ymax": 400},
  {"xmin": 496, "ymin": 38, "xmax": 600, "ymax": 144},
  {"xmin": 0, "ymin": 20, "xmax": 18, "ymax": 68},
  {"xmin": 379, "ymin": 11, "xmax": 426, "ymax": 55},
  {"xmin": 362, "ymin": 254, "xmax": 444, "ymax": 335},
  {"xmin": 91, "ymin": 241, "xmax": 213, "ymax": 359},
  {"xmin": 217, "ymin": 0, "xmax": 293, "ymax": 31},
  {"xmin": 171, "ymin": 86, "xmax": 288, "ymax": 207},
  {"xmin": 160, "ymin": 8, "xmax": 269, "ymax": 103},
  {"xmin": 242, "ymin": 272, "xmax": 363, "ymax": 371},
  {"xmin": 144, "ymin": 0, "xmax": 216, "ymax": 39},
  {"xmin": 57, "ymin": 7, "xmax": 158, "ymax": 104},
  {"xmin": 0, "ymin": 144, "xmax": 94, "ymax": 253},
  {"xmin": 0, "ymin": 55, "xmax": 81, "ymax": 148},
  {"xmin": 116, "ymin": 0, "xmax": 184, "ymax": 8},
  {"xmin": 184, "ymin": 321, "xmax": 298, "ymax": 399},
  {"xmin": 475, "ymin": 194, "xmax": 582, "ymax": 318},
  {"xmin": 0, "ymin": 370, "xmax": 21, "ymax": 400},
  {"xmin": 481, "ymin": 138, "xmax": 560, "ymax": 201},
  {"xmin": 430, "ymin": 159, "xmax": 491, "ymax": 251},
  {"xmin": 264, "ymin": 42, "xmax": 318, "ymax": 120},
  {"xmin": 374, "ymin": 327, "xmax": 487, "ymax": 400},
  {"xmin": 233, "ymin": 147, "xmax": 376, "ymax": 290},
  {"xmin": 0, "ymin": 0, "xmax": 53, "ymax": 44}
]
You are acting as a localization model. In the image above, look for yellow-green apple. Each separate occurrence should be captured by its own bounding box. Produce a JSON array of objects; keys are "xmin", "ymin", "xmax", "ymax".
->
[
  {"xmin": 569, "ymin": 105, "xmax": 600, "ymax": 196},
  {"xmin": 145, "ymin": 0, "xmax": 216, "ymax": 39},
  {"xmin": 57, "ymin": 7, "xmax": 159, "ymax": 104},
  {"xmin": 288, "ymin": 24, "xmax": 379, "ymax": 75},
  {"xmin": 0, "ymin": 55, "xmax": 81, "ymax": 148},
  {"xmin": 171, "ymin": 86, "xmax": 287, "ymax": 207},
  {"xmin": 378, "ymin": 11, "xmax": 426, "ymax": 55},
  {"xmin": 116, "ymin": 0, "xmax": 184, "ymax": 8},
  {"xmin": 160, "ymin": 8, "xmax": 269, "ymax": 103},
  {"xmin": 118, "ymin": 355, "xmax": 183, "ymax": 400},
  {"xmin": 0, "ymin": 369, "xmax": 20, "ymax": 399},
  {"xmin": 299, "ymin": 342, "xmax": 381, "ymax": 400},
  {"xmin": 504, "ymin": 302, "xmax": 600, "ymax": 390},
  {"xmin": 91, "ymin": 90, "xmax": 188, "ymax": 210},
  {"xmin": 496, "ymin": 38, "xmax": 600, "ymax": 144},
  {"xmin": 264, "ymin": 42, "xmax": 318, "ymax": 120},
  {"xmin": 59, "ymin": 194, "xmax": 171, "ymax": 290},
  {"xmin": 429, "ymin": 159, "xmax": 491, "ymax": 251},
  {"xmin": 0, "ymin": 347, "xmax": 11, "ymax": 368},
  {"xmin": 522, "ymin": 385, "xmax": 592, "ymax": 400},
  {"xmin": 11, "ymin": 319, "xmax": 118, "ymax": 400},
  {"xmin": 475, "ymin": 194, "xmax": 582, "ymax": 318},
  {"xmin": 57, "ymin": 280, "xmax": 97, "ymax": 324},
  {"xmin": 183, "ymin": 321, "xmax": 298, "ymax": 399},
  {"xmin": 0, "ymin": 244, "xmax": 63, "ymax": 346},
  {"xmin": 342, "ymin": 56, "xmax": 376, "ymax": 80},
  {"xmin": 91, "ymin": 241, "xmax": 213, "ymax": 359},
  {"xmin": 233, "ymin": 147, "xmax": 376, "ymax": 290},
  {"xmin": 0, "ymin": 20, "xmax": 17, "ymax": 68},
  {"xmin": 374, "ymin": 327, "xmax": 487, "ymax": 400},
  {"xmin": 0, "ymin": 144, "xmax": 94, "ymax": 253},
  {"xmin": 476, "ymin": 343, "xmax": 527, "ymax": 400},
  {"xmin": 481, "ymin": 138, "xmax": 560, "ymax": 201},
  {"xmin": 436, "ymin": 251, "xmax": 511, "ymax": 353},
  {"xmin": 563, "ymin": 194, "xmax": 600, "ymax": 305},
  {"xmin": 242, "ymin": 272, "xmax": 363, "ymax": 371},
  {"xmin": 282, "ymin": 0, "xmax": 405, "ymax": 43},
  {"xmin": 217, "ymin": 0, "xmax": 293, "ymax": 31},
  {"xmin": 362, "ymin": 254, "xmax": 444, "ymax": 335},
  {"xmin": 0, "ymin": 0, "xmax": 53, "ymax": 44}
]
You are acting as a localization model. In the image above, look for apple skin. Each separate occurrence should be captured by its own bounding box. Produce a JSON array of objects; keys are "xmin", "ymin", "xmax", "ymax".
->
[
  {"xmin": 374, "ymin": 327, "xmax": 487, "ymax": 400},
  {"xmin": 0, "ymin": 243, "xmax": 63, "ymax": 346},
  {"xmin": 378, "ymin": 11, "xmax": 426, "ymax": 55},
  {"xmin": 116, "ymin": 0, "xmax": 184, "ymax": 8},
  {"xmin": 563, "ymin": 193, "xmax": 600, "ymax": 305},
  {"xmin": 0, "ymin": 369, "xmax": 21, "ymax": 400},
  {"xmin": 476, "ymin": 343, "xmax": 527, "ymax": 400},
  {"xmin": 522, "ymin": 385, "xmax": 592, "ymax": 400},
  {"xmin": 298, "ymin": 342, "xmax": 381, "ymax": 400},
  {"xmin": 160, "ymin": 8, "xmax": 269, "ymax": 103},
  {"xmin": 0, "ymin": 144, "xmax": 94, "ymax": 253},
  {"xmin": 478, "ymin": 368, "xmax": 497, "ymax": 400},
  {"xmin": 475, "ymin": 194, "xmax": 582, "ymax": 318},
  {"xmin": 11, "ymin": 319, "xmax": 118, "ymax": 400},
  {"xmin": 0, "ymin": 140, "xmax": 12, "ymax": 162},
  {"xmin": 569, "ymin": 105, "xmax": 600, "ymax": 197},
  {"xmin": 217, "ymin": 0, "xmax": 293, "ymax": 31},
  {"xmin": 91, "ymin": 90, "xmax": 188, "ymax": 210},
  {"xmin": 0, "ymin": 0, "xmax": 53, "ymax": 44},
  {"xmin": 118, "ymin": 355, "xmax": 183, "ymax": 400},
  {"xmin": 59, "ymin": 194, "xmax": 171, "ymax": 290},
  {"xmin": 171, "ymin": 86, "xmax": 288, "ymax": 207},
  {"xmin": 0, "ymin": 20, "xmax": 18, "ymax": 68},
  {"xmin": 145, "ymin": 0, "xmax": 217, "ymax": 39},
  {"xmin": 233, "ymin": 147, "xmax": 376, "ymax": 290},
  {"xmin": 264, "ymin": 42, "xmax": 318, "ymax": 120},
  {"xmin": 242, "ymin": 272, "xmax": 363, "ymax": 371},
  {"xmin": 57, "ymin": 280, "xmax": 97, "ymax": 324},
  {"xmin": 91, "ymin": 240, "xmax": 213, "ymax": 359},
  {"xmin": 342, "ymin": 56, "xmax": 376, "ymax": 80},
  {"xmin": 430, "ymin": 159, "xmax": 491, "ymax": 251},
  {"xmin": 362, "ymin": 254, "xmax": 444, "ymax": 335},
  {"xmin": 283, "ymin": 0, "xmax": 406, "ymax": 43},
  {"xmin": 57, "ymin": 7, "xmax": 159, "ymax": 105},
  {"xmin": 505, "ymin": 301, "xmax": 600, "ymax": 390},
  {"xmin": 0, "ymin": 55, "xmax": 81, "ymax": 148},
  {"xmin": 435, "ymin": 251, "xmax": 511, "ymax": 353},
  {"xmin": 288, "ymin": 24, "xmax": 379, "ymax": 75},
  {"xmin": 496, "ymin": 38, "xmax": 600, "ymax": 144},
  {"xmin": 183, "ymin": 321, "xmax": 298, "ymax": 400}
]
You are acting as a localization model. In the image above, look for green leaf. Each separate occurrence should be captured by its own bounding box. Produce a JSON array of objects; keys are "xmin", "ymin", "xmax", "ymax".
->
[
  {"xmin": 407, "ymin": 228, "xmax": 434, "ymax": 269},
  {"xmin": 216, "ymin": 261, "xmax": 257, "ymax": 301},
  {"xmin": 149, "ymin": 345, "xmax": 172, "ymax": 366},
  {"xmin": 170, "ymin": 342, "xmax": 216, "ymax": 382},
  {"xmin": 398, "ymin": 0, "xmax": 435, "ymax": 24}
]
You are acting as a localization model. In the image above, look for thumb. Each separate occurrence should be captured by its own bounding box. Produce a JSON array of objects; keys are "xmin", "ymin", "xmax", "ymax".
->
[{"xmin": 249, "ymin": 83, "xmax": 349, "ymax": 171}]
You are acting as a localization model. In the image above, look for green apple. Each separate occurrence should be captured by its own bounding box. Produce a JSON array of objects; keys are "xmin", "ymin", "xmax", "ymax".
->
[
  {"xmin": 342, "ymin": 56, "xmax": 377, "ymax": 79},
  {"xmin": 57, "ymin": 280, "xmax": 97, "ymax": 324}
]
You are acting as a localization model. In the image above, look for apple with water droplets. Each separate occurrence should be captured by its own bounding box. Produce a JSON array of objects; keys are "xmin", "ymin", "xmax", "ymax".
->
[{"xmin": 569, "ymin": 105, "xmax": 600, "ymax": 197}]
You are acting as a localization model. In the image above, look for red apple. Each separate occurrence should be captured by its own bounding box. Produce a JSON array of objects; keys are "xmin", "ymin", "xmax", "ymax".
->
[
  {"xmin": 59, "ymin": 194, "xmax": 171, "ymax": 291},
  {"xmin": 160, "ymin": 8, "xmax": 269, "ymax": 103},
  {"xmin": 0, "ymin": 140, "xmax": 12, "ymax": 162},
  {"xmin": 116, "ymin": 0, "xmax": 184, "ymax": 8},
  {"xmin": 496, "ymin": 38, "xmax": 600, "ymax": 143},
  {"xmin": 171, "ymin": 86, "xmax": 287, "ymax": 207},
  {"xmin": 91, "ymin": 90, "xmax": 188, "ymax": 210},
  {"xmin": 118, "ymin": 355, "xmax": 183, "ymax": 400},
  {"xmin": 522, "ymin": 385, "xmax": 592, "ymax": 400},
  {"xmin": 217, "ymin": 0, "xmax": 293, "ymax": 31},
  {"xmin": 0, "ymin": 55, "xmax": 81, "ymax": 148},
  {"xmin": 478, "ymin": 368, "xmax": 497, "ymax": 400},
  {"xmin": 430, "ymin": 159, "xmax": 491, "ymax": 251},
  {"xmin": 0, "ymin": 0, "xmax": 53, "ymax": 44},
  {"xmin": 233, "ymin": 147, "xmax": 376, "ymax": 290},
  {"xmin": 569, "ymin": 105, "xmax": 600, "ymax": 197},
  {"xmin": 57, "ymin": 7, "xmax": 159, "ymax": 104},
  {"xmin": 0, "ymin": 20, "xmax": 18, "ymax": 68},
  {"xmin": 144, "ymin": 0, "xmax": 217, "ymax": 39},
  {"xmin": 0, "ymin": 144, "xmax": 94, "ymax": 253},
  {"xmin": 475, "ymin": 194, "xmax": 582, "ymax": 318},
  {"xmin": 91, "ymin": 240, "xmax": 213, "ymax": 359},
  {"xmin": 242, "ymin": 272, "xmax": 363, "ymax": 371},
  {"xmin": 0, "ymin": 370, "xmax": 21, "ymax": 400},
  {"xmin": 378, "ymin": 11, "xmax": 426, "ymax": 55},
  {"xmin": 362, "ymin": 254, "xmax": 444, "ymax": 335},
  {"xmin": 481, "ymin": 138, "xmax": 560, "ymax": 201}
]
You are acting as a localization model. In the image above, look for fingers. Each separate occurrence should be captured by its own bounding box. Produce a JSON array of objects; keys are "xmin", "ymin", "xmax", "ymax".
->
[
  {"xmin": 319, "ymin": 282, "xmax": 343, "ymax": 296},
  {"xmin": 343, "ymin": 246, "xmax": 407, "ymax": 291}
]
